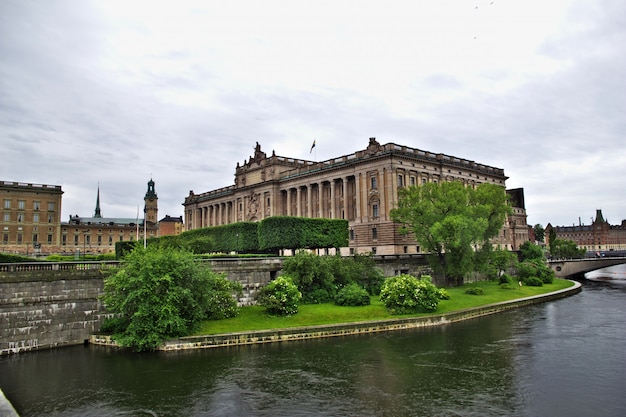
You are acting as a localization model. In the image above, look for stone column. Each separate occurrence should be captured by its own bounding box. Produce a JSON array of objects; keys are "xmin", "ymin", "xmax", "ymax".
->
[
  {"xmin": 286, "ymin": 189, "xmax": 291, "ymax": 216},
  {"xmin": 342, "ymin": 177, "xmax": 348, "ymax": 220},
  {"xmin": 306, "ymin": 185, "xmax": 312, "ymax": 218},
  {"xmin": 330, "ymin": 179, "xmax": 336, "ymax": 219},
  {"xmin": 296, "ymin": 186, "xmax": 302, "ymax": 217},
  {"xmin": 355, "ymin": 173, "xmax": 362, "ymax": 222}
]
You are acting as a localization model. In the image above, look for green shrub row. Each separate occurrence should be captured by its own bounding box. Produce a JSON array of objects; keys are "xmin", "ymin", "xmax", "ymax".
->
[{"xmin": 115, "ymin": 217, "xmax": 349, "ymax": 258}]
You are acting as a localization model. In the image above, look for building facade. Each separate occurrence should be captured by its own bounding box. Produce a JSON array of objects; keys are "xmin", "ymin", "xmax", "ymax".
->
[
  {"xmin": 0, "ymin": 181, "xmax": 64, "ymax": 256},
  {"xmin": 159, "ymin": 215, "xmax": 184, "ymax": 236},
  {"xmin": 545, "ymin": 209, "xmax": 626, "ymax": 253},
  {"xmin": 183, "ymin": 138, "xmax": 528, "ymax": 255},
  {"xmin": 63, "ymin": 180, "xmax": 159, "ymax": 256}
]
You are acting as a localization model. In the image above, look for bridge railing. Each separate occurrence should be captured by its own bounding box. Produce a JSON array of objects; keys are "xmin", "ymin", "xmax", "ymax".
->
[{"xmin": 0, "ymin": 261, "xmax": 123, "ymax": 273}]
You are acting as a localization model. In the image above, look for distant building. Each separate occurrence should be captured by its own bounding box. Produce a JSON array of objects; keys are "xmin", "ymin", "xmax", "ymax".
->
[
  {"xmin": 63, "ymin": 180, "xmax": 159, "ymax": 256},
  {"xmin": 183, "ymin": 138, "xmax": 528, "ymax": 254},
  {"xmin": 159, "ymin": 215, "xmax": 184, "ymax": 236},
  {"xmin": 0, "ymin": 180, "xmax": 64, "ymax": 255},
  {"xmin": 1, "ymin": 178, "xmax": 183, "ymax": 257},
  {"xmin": 546, "ymin": 209, "xmax": 626, "ymax": 253}
]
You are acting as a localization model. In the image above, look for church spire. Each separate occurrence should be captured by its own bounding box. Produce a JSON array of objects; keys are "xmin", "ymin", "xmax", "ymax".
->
[{"xmin": 94, "ymin": 184, "xmax": 102, "ymax": 218}]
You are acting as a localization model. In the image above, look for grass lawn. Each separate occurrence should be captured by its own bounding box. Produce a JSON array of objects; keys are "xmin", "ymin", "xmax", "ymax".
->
[{"xmin": 194, "ymin": 278, "xmax": 575, "ymax": 336}]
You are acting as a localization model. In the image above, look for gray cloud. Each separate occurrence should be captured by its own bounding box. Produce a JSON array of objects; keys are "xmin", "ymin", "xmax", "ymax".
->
[{"xmin": 0, "ymin": 0, "xmax": 624, "ymax": 228}]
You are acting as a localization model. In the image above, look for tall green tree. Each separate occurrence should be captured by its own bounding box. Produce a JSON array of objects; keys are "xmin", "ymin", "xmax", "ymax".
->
[
  {"xmin": 390, "ymin": 181, "xmax": 511, "ymax": 284},
  {"xmin": 549, "ymin": 238, "xmax": 585, "ymax": 259},
  {"xmin": 101, "ymin": 246, "xmax": 242, "ymax": 351},
  {"xmin": 533, "ymin": 224, "xmax": 545, "ymax": 242}
]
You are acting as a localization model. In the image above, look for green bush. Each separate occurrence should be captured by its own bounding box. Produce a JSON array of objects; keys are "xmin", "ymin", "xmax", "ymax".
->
[
  {"xmin": 282, "ymin": 252, "xmax": 336, "ymax": 303},
  {"xmin": 517, "ymin": 259, "xmax": 553, "ymax": 285},
  {"xmin": 335, "ymin": 283, "xmax": 371, "ymax": 306},
  {"xmin": 101, "ymin": 246, "xmax": 242, "ymax": 351},
  {"xmin": 523, "ymin": 276, "xmax": 544, "ymax": 287},
  {"xmin": 465, "ymin": 287, "xmax": 484, "ymax": 295},
  {"xmin": 499, "ymin": 273, "xmax": 514, "ymax": 285},
  {"xmin": 0, "ymin": 253, "xmax": 37, "ymax": 263},
  {"xmin": 256, "ymin": 275, "xmax": 302, "ymax": 316},
  {"xmin": 380, "ymin": 274, "xmax": 443, "ymax": 314}
]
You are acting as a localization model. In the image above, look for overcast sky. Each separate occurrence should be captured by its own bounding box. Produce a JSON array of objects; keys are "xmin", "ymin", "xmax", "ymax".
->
[{"xmin": 1, "ymin": 0, "xmax": 624, "ymax": 228}]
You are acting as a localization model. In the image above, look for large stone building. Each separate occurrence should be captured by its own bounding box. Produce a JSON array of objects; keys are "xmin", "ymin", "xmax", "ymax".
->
[
  {"xmin": 183, "ymin": 138, "xmax": 528, "ymax": 255},
  {"xmin": 1, "ymin": 180, "xmax": 64, "ymax": 256},
  {"xmin": 545, "ymin": 209, "xmax": 626, "ymax": 254}
]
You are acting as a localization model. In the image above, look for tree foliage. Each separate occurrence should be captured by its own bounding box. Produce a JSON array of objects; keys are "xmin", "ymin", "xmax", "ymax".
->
[
  {"xmin": 549, "ymin": 238, "xmax": 586, "ymax": 259},
  {"xmin": 281, "ymin": 252, "xmax": 384, "ymax": 303},
  {"xmin": 390, "ymin": 182, "xmax": 512, "ymax": 284},
  {"xmin": 533, "ymin": 224, "xmax": 545, "ymax": 242},
  {"xmin": 519, "ymin": 241, "xmax": 544, "ymax": 261},
  {"xmin": 101, "ymin": 246, "xmax": 242, "ymax": 351}
]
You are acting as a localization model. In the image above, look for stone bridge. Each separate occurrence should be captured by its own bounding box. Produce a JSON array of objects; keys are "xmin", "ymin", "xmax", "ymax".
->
[{"xmin": 548, "ymin": 257, "xmax": 626, "ymax": 278}]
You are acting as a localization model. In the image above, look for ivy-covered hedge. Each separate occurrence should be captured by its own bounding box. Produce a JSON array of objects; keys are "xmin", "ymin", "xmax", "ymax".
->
[
  {"xmin": 115, "ymin": 216, "xmax": 349, "ymax": 258},
  {"xmin": 258, "ymin": 217, "xmax": 348, "ymax": 252},
  {"xmin": 0, "ymin": 253, "xmax": 37, "ymax": 263}
]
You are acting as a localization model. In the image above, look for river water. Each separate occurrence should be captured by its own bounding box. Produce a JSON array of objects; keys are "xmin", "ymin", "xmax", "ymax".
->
[{"xmin": 1, "ymin": 266, "xmax": 625, "ymax": 417}]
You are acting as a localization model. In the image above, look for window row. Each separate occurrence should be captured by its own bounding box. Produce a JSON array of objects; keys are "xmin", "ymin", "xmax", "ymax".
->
[
  {"xmin": 2, "ymin": 213, "xmax": 56, "ymax": 223},
  {"xmin": 3, "ymin": 200, "xmax": 56, "ymax": 211}
]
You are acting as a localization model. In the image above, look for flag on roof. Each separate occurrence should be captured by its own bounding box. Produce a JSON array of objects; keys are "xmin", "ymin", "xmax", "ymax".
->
[{"xmin": 310, "ymin": 139, "xmax": 316, "ymax": 153}]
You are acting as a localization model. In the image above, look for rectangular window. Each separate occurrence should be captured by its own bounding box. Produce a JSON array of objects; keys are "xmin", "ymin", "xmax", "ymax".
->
[
  {"xmin": 33, "ymin": 234, "xmax": 38, "ymax": 243},
  {"xmin": 17, "ymin": 213, "xmax": 23, "ymax": 222},
  {"xmin": 370, "ymin": 176, "xmax": 377, "ymax": 189},
  {"xmin": 349, "ymin": 230, "xmax": 355, "ymax": 240},
  {"xmin": 48, "ymin": 234, "xmax": 53, "ymax": 244},
  {"xmin": 62, "ymin": 235, "xmax": 67, "ymax": 245},
  {"xmin": 372, "ymin": 227, "xmax": 378, "ymax": 239},
  {"xmin": 48, "ymin": 202, "xmax": 55, "ymax": 211},
  {"xmin": 33, "ymin": 213, "xmax": 40, "ymax": 223},
  {"xmin": 48, "ymin": 214, "xmax": 54, "ymax": 223},
  {"xmin": 3, "ymin": 200, "xmax": 10, "ymax": 209},
  {"xmin": 97, "ymin": 235, "xmax": 102, "ymax": 245},
  {"xmin": 410, "ymin": 176, "xmax": 415, "ymax": 185},
  {"xmin": 18, "ymin": 200, "xmax": 25, "ymax": 210},
  {"xmin": 398, "ymin": 175, "xmax": 403, "ymax": 187},
  {"xmin": 34, "ymin": 201, "xmax": 40, "ymax": 210},
  {"xmin": 108, "ymin": 236, "xmax": 113, "ymax": 245},
  {"xmin": 74, "ymin": 235, "xmax": 79, "ymax": 245},
  {"xmin": 3, "ymin": 213, "xmax": 9, "ymax": 222},
  {"xmin": 2, "ymin": 233, "xmax": 8, "ymax": 244},
  {"xmin": 86, "ymin": 235, "xmax": 91, "ymax": 244},
  {"xmin": 372, "ymin": 204, "xmax": 379, "ymax": 218},
  {"xmin": 17, "ymin": 234, "xmax": 23, "ymax": 244}
]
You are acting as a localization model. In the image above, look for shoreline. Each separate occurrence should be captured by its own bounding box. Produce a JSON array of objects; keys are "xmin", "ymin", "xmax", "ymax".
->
[{"xmin": 91, "ymin": 280, "xmax": 582, "ymax": 351}]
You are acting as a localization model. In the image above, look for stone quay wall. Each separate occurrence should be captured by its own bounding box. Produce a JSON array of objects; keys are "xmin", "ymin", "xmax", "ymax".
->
[
  {"xmin": 0, "ymin": 255, "xmax": 428, "ymax": 355},
  {"xmin": 0, "ymin": 267, "xmax": 110, "ymax": 355},
  {"xmin": 0, "ymin": 258, "xmax": 284, "ymax": 355}
]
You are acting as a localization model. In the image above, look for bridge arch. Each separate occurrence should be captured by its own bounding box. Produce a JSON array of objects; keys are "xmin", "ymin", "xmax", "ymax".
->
[{"xmin": 548, "ymin": 257, "xmax": 626, "ymax": 278}]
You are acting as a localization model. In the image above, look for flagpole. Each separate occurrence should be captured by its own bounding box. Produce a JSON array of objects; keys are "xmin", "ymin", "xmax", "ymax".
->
[{"xmin": 136, "ymin": 206, "xmax": 139, "ymax": 241}]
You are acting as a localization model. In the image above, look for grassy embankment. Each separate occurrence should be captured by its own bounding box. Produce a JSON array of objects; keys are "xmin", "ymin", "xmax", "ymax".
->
[{"xmin": 195, "ymin": 278, "xmax": 575, "ymax": 335}]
